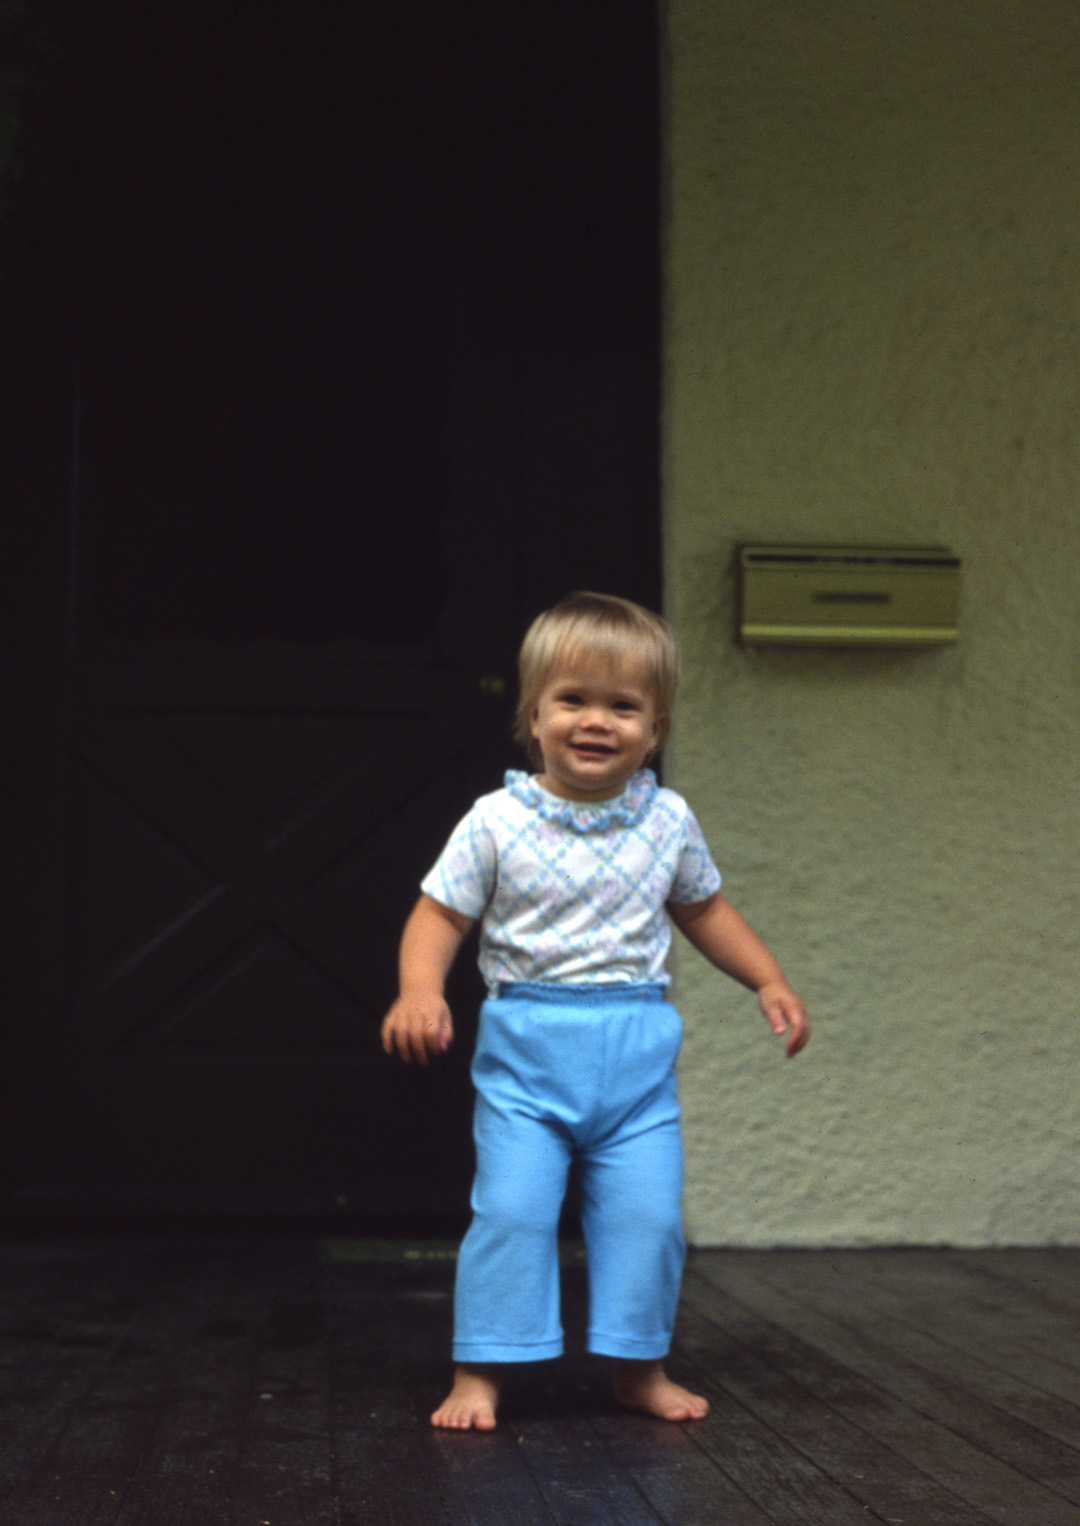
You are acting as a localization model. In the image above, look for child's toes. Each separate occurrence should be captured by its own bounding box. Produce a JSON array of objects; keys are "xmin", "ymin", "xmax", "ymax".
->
[
  {"xmin": 613, "ymin": 1361, "xmax": 709, "ymax": 1423},
  {"xmin": 430, "ymin": 1368, "xmax": 500, "ymax": 1430}
]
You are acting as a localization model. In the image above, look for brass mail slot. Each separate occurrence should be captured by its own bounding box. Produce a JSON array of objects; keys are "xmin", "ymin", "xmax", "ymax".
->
[{"xmin": 737, "ymin": 545, "xmax": 961, "ymax": 646}]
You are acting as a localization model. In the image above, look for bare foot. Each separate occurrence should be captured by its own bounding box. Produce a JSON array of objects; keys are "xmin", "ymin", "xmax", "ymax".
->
[
  {"xmin": 430, "ymin": 1365, "xmax": 501, "ymax": 1430},
  {"xmin": 613, "ymin": 1359, "xmax": 709, "ymax": 1421}
]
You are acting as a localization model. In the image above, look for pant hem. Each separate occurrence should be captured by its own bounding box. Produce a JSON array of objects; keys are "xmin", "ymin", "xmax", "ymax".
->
[
  {"xmin": 453, "ymin": 1340, "xmax": 564, "ymax": 1364},
  {"xmin": 587, "ymin": 1334, "xmax": 672, "ymax": 1360}
]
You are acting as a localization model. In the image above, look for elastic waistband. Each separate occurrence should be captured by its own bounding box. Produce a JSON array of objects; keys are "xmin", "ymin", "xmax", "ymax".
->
[{"xmin": 494, "ymin": 981, "xmax": 667, "ymax": 1006}]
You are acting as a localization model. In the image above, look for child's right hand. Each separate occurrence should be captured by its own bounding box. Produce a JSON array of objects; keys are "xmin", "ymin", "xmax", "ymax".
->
[{"xmin": 381, "ymin": 993, "xmax": 454, "ymax": 1065}]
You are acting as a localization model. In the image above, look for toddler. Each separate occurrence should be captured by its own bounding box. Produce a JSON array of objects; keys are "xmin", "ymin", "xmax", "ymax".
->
[{"xmin": 382, "ymin": 592, "xmax": 808, "ymax": 1430}]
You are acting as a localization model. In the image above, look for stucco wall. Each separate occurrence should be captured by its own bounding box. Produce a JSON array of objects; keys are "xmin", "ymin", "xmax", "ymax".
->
[{"xmin": 664, "ymin": 0, "xmax": 1080, "ymax": 1245}]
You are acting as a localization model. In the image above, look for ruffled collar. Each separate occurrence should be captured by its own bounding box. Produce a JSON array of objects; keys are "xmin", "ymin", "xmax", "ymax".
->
[{"xmin": 504, "ymin": 768, "xmax": 657, "ymax": 831}]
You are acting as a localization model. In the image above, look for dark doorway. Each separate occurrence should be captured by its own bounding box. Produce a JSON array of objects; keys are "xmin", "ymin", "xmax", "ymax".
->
[{"xmin": 1, "ymin": 0, "xmax": 660, "ymax": 1223}]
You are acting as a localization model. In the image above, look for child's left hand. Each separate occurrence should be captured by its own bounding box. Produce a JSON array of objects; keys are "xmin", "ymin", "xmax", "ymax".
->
[{"xmin": 758, "ymin": 981, "xmax": 810, "ymax": 1057}]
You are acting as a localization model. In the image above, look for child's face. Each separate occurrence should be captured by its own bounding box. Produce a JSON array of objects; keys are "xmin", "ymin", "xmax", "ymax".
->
[{"xmin": 529, "ymin": 654, "xmax": 664, "ymax": 801}]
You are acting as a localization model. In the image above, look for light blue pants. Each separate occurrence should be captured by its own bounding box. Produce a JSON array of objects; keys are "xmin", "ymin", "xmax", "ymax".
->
[{"xmin": 452, "ymin": 982, "xmax": 686, "ymax": 1364}]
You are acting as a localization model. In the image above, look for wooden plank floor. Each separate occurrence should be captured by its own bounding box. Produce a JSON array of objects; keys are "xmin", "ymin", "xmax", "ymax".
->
[{"xmin": 1, "ymin": 1236, "xmax": 1079, "ymax": 1524}]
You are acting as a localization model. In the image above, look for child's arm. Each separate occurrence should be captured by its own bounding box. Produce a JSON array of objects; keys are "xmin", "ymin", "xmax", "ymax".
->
[
  {"xmin": 381, "ymin": 893, "xmax": 475, "ymax": 1065},
  {"xmin": 667, "ymin": 893, "xmax": 809, "ymax": 1057}
]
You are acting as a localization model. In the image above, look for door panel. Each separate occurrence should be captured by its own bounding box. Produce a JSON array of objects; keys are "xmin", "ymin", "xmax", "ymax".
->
[{"xmin": 1, "ymin": 0, "xmax": 659, "ymax": 1220}]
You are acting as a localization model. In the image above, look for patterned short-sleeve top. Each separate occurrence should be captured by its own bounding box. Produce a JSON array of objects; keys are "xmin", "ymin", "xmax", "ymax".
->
[{"xmin": 420, "ymin": 769, "xmax": 722, "ymax": 994}]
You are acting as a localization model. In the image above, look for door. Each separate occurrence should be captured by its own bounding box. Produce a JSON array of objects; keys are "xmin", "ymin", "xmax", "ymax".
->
[{"xmin": 0, "ymin": 0, "xmax": 659, "ymax": 1221}]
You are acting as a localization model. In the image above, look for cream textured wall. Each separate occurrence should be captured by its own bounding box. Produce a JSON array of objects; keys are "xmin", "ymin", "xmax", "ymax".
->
[{"xmin": 664, "ymin": 0, "xmax": 1080, "ymax": 1245}]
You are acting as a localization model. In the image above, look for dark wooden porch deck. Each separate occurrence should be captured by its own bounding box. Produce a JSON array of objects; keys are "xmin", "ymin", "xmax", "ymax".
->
[{"xmin": 1, "ymin": 1234, "xmax": 1079, "ymax": 1524}]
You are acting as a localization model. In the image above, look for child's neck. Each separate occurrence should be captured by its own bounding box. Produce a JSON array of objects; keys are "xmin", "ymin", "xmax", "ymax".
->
[{"xmin": 534, "ymin": 770, "xmax": 637, "ymax": 803}]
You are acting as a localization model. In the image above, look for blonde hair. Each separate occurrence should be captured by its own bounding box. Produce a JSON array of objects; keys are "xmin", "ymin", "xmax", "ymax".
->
[{"xmin": 513, "ymin": 591, "xmax": 680, "ymax": 766}]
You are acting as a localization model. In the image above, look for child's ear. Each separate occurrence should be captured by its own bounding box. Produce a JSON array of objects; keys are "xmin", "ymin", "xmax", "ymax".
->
[{"xmin": 529, "ymin": 704, "xmax": 541, "ymax": 739}]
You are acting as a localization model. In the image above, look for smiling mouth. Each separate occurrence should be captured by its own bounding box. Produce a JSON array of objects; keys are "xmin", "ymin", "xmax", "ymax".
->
[{"xmin": 571, "ymin": 743, "xmax": 616, "ymax": 758}]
